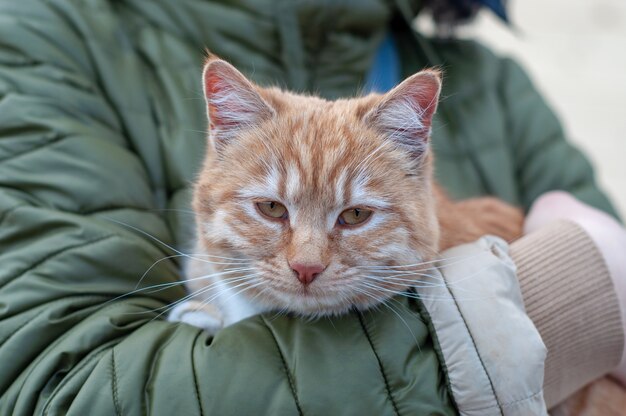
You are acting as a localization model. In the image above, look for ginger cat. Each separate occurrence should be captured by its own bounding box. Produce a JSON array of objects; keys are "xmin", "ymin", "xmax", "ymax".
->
[{"xmin": 170, "ymin": 56, "xmax": 523, "ymax": 328}]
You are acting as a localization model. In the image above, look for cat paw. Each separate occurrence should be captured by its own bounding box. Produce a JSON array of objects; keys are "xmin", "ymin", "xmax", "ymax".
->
[{"xmin": 168, "ymin": 301, "xmax": 223, "ymax": 335}]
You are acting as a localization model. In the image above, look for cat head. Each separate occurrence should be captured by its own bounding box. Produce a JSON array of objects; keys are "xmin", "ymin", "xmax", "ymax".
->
[{"xmin": 193, "ymin": 57, "xmax": 442, "ymax": 316}]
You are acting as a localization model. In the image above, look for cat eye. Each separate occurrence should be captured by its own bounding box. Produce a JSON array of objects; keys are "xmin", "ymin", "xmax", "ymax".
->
[
  {"xmin": 337, "ymin": 208, "xmax": 372, "ymax": 227},
  {"xmin": 256, "ymin": 201, "xmax": 288, "ymax": 220}
]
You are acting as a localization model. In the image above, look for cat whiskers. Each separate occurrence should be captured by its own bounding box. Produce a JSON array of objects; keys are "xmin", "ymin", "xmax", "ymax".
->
[
  {"xmin": 355, "ymin": 251, "xmax": 486, "ymax": 271},
  {"xmin": 358, "ymin": 280, "xmax": 458, "ymax": 302},
  {"xmin": 356, "ymin": 251, "xmax": 492, "ymax": 286},
  {"xmin": 103, "ymin": 217, "xmax": 249, "ymax": 267},
  {"xmin": 350, "ymin": 285, "xmax": 421, "ymax": 347},
  {"xmin": 268, "ymin": 304, "xmax": 291, "ymax": 322},
  {"xmin": 181, "ymin": 274, "xmax": 267, "ymax": 319},
  {"xmin": 361, "ymin": 274, "xmax": 446, "ymax": 287},
  {"xmin": 105, "ymin": 266, "xmax": 257, "ymax": 309},
  {"xmin": 151, "ymin": 272, "xmax": 265, "ymax": 322},
  {"xmin": 361, "ymin": 275, "xmax": 487, "ymax": 300},
  {"xmin": 361, "ymin": 269, "xmax": 446, "ymax": 283},
  {"xmin": 102, "ymin": 217, "xmax": 265, "ymax": 313},
  {"xmin": 135, "ymin": 253, "xmax": 249, "ymax": 290},
  {"xmin": 357, "ymin": 256, "xmax": 501, "ymax": 302}
]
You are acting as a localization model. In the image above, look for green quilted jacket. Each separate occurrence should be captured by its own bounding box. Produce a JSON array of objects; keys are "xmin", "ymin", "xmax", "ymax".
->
[{"xmin": 0, "ymin": 0, "xmax": 617, "ymax": 415}]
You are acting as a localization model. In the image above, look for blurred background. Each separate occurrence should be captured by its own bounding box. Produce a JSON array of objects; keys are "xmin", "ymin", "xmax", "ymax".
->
[{"xmin": 418, "ymin": 0, "xmax": 626, "ymax": 218}]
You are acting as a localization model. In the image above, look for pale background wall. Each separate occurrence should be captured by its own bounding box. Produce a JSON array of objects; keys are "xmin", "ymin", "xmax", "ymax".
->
[{"xmin": 418, "ymin": 0, "xmax": 626, "ymax": 218}]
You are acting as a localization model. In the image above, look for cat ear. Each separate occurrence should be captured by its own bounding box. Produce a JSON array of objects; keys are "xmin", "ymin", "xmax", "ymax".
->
[
  {"xmin": 365, "ymin": 70, "xmax": 442, "ymax": 160},
  {"xmin": 202, "ymin": 57, "xmax": 275, "ymax": 150}
]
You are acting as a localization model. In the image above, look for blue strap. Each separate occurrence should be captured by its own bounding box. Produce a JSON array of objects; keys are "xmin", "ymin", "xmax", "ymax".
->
[{"xmin": 364, "ymin": 31, "xmax": 401, "ymax": 94}]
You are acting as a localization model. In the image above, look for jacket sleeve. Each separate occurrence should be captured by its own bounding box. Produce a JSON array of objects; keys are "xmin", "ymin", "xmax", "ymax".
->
[{"xmin": 498, "ymin": 57, "xmax": 620, "ymax": 219}]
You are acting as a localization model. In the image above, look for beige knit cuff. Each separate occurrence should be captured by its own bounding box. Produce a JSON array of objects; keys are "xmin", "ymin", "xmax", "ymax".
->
[{"xmin": 510, "ymin": 220, "xmax": 625, "ymax": 408}]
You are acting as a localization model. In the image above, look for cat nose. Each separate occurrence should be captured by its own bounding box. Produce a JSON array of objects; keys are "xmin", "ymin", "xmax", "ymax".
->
[{"xmin": 289, "ymin": 262, "xmax": 325, "ymax": 285}]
